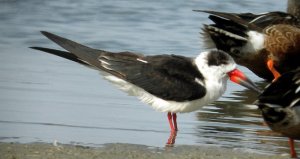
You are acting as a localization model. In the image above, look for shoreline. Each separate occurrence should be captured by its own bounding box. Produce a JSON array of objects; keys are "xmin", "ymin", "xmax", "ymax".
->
[{"xmin": 0, "ymin": 142, "xmax": 289, "ymax": 159}]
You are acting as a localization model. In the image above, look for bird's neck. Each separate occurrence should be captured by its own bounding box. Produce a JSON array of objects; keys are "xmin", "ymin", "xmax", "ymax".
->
[{"xmin": 204, "ymin": 76, "xmax": 228, "ymax": 102}]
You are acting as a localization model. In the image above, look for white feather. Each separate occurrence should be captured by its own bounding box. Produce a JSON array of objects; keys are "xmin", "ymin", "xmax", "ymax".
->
[
  {"xmin": 296, "ymin": 86, "xmax": 300, "ymax": 94},
  {"xmin": 249, "ymin": 14, "xmax": 268, "ymax": 24},
  {"xmin": 207, "ymin": 26, "xmax": 247, "ymax": 41},
  {"xmin": 247, "ymin": 31, "xmax": 265, "ymax": 51},
  {"xmin": 195, "ymin": 78, "xmax": 204, "ymax": 86},
  {"xmin": 290, "ymin": 98, "xmax": 300, "ymax": 107},
  {"xmin": 240, "ymin": 31, "xmax": 265, "ymax": 54},
  {"xmin": 136, "ymin": 58, "xmax": 148, "ymax": 63},
  {"xmin": 248, "ymin": 31, "xmax": 265, "ymax": 50}
]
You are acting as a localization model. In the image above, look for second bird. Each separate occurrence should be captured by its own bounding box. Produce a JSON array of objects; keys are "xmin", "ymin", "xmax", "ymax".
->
[{"xmin": 197, "ymin": 10, "xmax": 300, "ymax": 81}]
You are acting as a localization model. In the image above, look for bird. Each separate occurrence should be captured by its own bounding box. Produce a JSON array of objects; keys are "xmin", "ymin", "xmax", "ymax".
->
[
  {"xmin": 195, "ymin": 10, "xmax": 300, "ymax": 81},
  {"xmin": 30, "ymin": 31, "xmax": 261, "ymax": 134},
  {"xmin": 254, "ymin": 68, "xmax": 300, "ymax": 158}
]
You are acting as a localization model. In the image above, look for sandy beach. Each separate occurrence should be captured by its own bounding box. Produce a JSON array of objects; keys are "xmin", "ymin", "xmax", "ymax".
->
[{"xmin": 0, "ymin": 142, "xmax": 289, "ymax": 159}]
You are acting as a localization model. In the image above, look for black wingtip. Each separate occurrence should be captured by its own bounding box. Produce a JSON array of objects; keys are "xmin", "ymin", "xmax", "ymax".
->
[
  {"xmin": 193, "ymin": 9, "xmax": 207, "ymax": 13},
  {"xmin": 40, "ymin": 31, "xmax": 58, "ymax": 40},
  {"xmin": 29, "ymin": 46, "xmax": 91, "ymax": 66},
  {"xmin": 193, "ymin": 10, "xmax": 222, "ymax": 15},
  {"xmin": 29, "ymin": 46, "xmax": 47, "ymax": 51},
  {"xmin": 29, "ymin": 46, "xmax": 45, "ymax": 51},
  {"xmin": 40, "ymin": 31, "xmax": 50, "ymax": 36}
]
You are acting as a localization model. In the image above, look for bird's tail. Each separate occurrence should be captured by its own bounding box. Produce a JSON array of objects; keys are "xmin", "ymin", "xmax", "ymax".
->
[
  {"xmin": 30, "ymin": 31, "xmax": 109, "ymax": 69},
  {"xmin": 196, "ymin": 10, "xmax": 261, "ymax": 57},
  {"xmin": 30, "ymin": 31, "xmax": 145, "ymax": 79},
  {"xmin": 30, "ymin": 47, "xmax": 91, "ymax": 66},
  {"xmin": 195, "ymin": 10, "xmax": 261, "ymax": 56}
]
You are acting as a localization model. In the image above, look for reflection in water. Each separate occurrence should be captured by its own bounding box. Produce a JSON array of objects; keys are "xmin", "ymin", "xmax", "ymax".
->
[
  {"xmin": 164, "ymin": 82, "xmax": 270, "ymax": 148},
  {"xmin": 195, "ymin": 81, "xmax": 290, "ymax": 154}
]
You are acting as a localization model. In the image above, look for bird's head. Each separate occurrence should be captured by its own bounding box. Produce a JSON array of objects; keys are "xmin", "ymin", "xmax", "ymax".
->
[{"xmin": 195, "ymin": 50, "xmax": 262, "ymax": 93}]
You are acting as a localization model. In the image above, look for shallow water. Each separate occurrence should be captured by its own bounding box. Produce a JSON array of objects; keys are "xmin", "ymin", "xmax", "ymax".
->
[{"xmin": 0, "ymin": 0, "xmax": 293, "ymax": 155}]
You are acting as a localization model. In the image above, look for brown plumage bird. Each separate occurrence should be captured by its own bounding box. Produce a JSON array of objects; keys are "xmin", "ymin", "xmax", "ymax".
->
[{"xmin": 195, "ymin": 10, "xmax": 300, "ymax": 81}]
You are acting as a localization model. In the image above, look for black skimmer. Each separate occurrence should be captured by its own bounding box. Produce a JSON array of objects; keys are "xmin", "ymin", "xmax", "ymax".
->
[
  {"xmin": 254, "ymin": 68, "xmax": 300, "ymax": 158},
  {"xmin": 30, "ymin": 31, "xmax": 260, "ymax": 140},
  {"xmin": 195, "ymin": 10, "xmax": 300, "ymax": 81}
]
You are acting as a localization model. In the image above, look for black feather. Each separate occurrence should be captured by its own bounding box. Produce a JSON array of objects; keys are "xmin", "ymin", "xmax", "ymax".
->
[
  {"xmin": 30, "ymin": 47, "xmax": 89, "ymax": 66},
  {"xmin": 31, "ymin": 31, "xmax": 207, "ymax": 102},
  {"xmin": 257, "ymin": 68, "xmax": 300, "ymax": 108}
]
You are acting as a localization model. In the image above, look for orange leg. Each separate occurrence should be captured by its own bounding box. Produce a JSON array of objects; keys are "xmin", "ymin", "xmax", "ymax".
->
[
  {"xmin": 289, "ymin": 138, "xmax": 297, "ymax": 158},
  {"xmin": 166, "ymin": 130, "xmax": 177, "ymax": 146},
  {"xmin": 173, "ymin": 113, "xmax": 178, "ymax": 131},
  {"xmin": 166, "ymin": 112, "xmax": 178, "ymax": 145},
  {"xmin": 167, "ymin": 112, "xmax": 178, "ymax": 132},
  {"xmin": 167, "ymin": 112, "xmax": 175, "ymax": 131},
  {"xmin": 267, "ymin": 59, "xmax": 281, "ymax": 81}
]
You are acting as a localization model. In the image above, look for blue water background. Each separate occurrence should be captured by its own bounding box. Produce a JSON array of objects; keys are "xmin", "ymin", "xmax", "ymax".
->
[{"xmin": 0, "ymin": 0, "xmax": 291, "ymax": 155}]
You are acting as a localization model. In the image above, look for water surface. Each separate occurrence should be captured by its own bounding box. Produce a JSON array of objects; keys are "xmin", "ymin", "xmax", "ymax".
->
[{"xmin": 0, "ymin": 0, "xmax": 292, "ymax": 155}]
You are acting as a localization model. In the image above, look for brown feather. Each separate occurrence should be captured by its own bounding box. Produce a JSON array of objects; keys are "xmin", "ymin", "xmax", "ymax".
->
[{"xmin": 264, "ymin": 24, "xmax": 300, "ymax": 73}]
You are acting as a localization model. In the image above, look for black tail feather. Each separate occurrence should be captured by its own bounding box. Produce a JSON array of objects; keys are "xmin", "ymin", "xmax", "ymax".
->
[
  {"xmin": 194, "ymin": 10, "xmax": 260, "ymax": 30},
  {"xmin": 196, "ymin": 10, "xmax": 257, "ymax": 53},
  {"xmin": 201, "ymin": 24, "xmax": 248, "ymax": 55},
  {"xmin": 30, "ymin": 47, "xmax": 89, "ymax": 66},
  {"xmin": 31, "ymin": 31, "xmax": 147, "ymax": 79},
  {"xmin": 39, "ymin": 31, "xmax": 108, "ymax": 68},
  {"xmin": 208, "ymin": 15, "xmax": 249, "ymax": 38},
  {"xmin": 195, "ymin": 10, "xmax": 299, "ymax": 30}
]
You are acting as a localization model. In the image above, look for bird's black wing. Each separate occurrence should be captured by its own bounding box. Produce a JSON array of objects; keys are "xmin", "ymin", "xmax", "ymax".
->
[
  {"xmin": 98, "ymin": 52, "xmax": 207, "ymax": 101},
  {"xmin": 195, "ymin": 10, "xmax": 261, "ymax": 31},
  {"xmin": 125, "ymin": 54, "xmax": 206, "ymax": 101},
  {"xmin": 196, "ymin": 10, "xmax": 300, "ymax": 29},
  {"xmin": 246, "ymin": 12, "xmax": 300, "ymax": 28},
  {"xmin": 257, "ymin": 69, "xmax": 300, "ymax": 108},
  {"xmin": 31, "ymin": 31, "xmax": 206, "ymax": 102}
]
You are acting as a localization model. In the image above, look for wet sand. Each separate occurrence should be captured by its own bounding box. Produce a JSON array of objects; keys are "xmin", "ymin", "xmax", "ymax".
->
[{"xmin": 0, "ymin": 142, "xmax": 289, "ymax": 159}]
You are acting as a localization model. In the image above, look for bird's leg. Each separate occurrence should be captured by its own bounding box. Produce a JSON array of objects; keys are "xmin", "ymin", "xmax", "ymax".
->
[
  {"xmin": 167, "ymin": 112, "xmax": 178, "ymax": 132},
  {"xmin": 167, "ymin": 112, "xmax": 175, "ymax": 131},
  {"xmin": 166, "ymin": 113, "xmax": 178, "ymax": 145},
  {"xmin": 166, "ymin": 130, "xmax": 177, "ymax": 146},
  {"xmin": 173, "ymin": 113, "xmax": 178, "ymax": 131},
  {"xmin": 289, "ymin": 138, "xmax": 297, "ymax": 158},
  {"xmin": 267, "ymin": 59, "xmax": 281, "ymax": 81}
]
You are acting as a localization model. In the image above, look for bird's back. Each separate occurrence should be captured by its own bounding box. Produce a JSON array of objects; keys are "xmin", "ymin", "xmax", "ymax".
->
[{"xmin": 255, "ymin": 69, "xmax": 300, "ymax": 139}]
